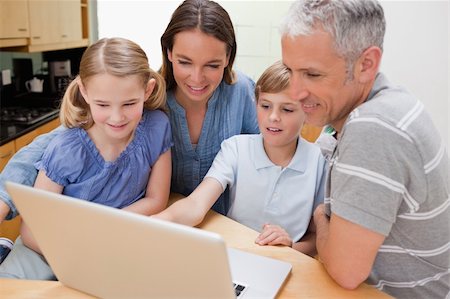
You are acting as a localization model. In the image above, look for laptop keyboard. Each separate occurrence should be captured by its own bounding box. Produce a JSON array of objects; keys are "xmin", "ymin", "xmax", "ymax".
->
[{"xmin": 233, "ymin": 282, "xmax": 247, "ymax": 298}]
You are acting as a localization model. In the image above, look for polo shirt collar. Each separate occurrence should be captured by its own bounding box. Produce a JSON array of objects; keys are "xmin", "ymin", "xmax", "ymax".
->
[{"xmin": 253, "ymin": 134, "xmax": 306, "ymax": 173}]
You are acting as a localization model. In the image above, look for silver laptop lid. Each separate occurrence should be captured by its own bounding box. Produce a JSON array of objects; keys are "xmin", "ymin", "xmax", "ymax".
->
[{"xmin": 6, "ymin": 182, "xmax": 236, "ymax": 299}]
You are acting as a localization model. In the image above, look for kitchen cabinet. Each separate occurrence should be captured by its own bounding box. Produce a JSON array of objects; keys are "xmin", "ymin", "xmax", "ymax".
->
[
  {"xmin": 0, "ymin": 216, "xmax": 21, "ymax": 242},
  {"xmin": 0, "ymin": 0, "xmax": 89, "ymax": 52},
  {"xmin": 0, "ymin": 141, "xmax": 15, "ymax": 172},
  {"xmin": 15, "ymin": 118, "xmax": 60, "ymax": 150},
  {"xmin": 14, "ymin": 129, "xmax": 39, "ymax": 150},
  {"xmin": 28, "ymin": 0, "xmax": 61, "ymax": 46},
  {"xmin": 0, "ymin": 0, "xmax": 29, "ymax": 47},
  {"xmin": 27, "ymin": 0, "xmax": 85, "ymax": 52},
  {"xmin": 35, "ymin": 118, "xmax": 60, "ymax": 135},
  {"xmin": 28, "ymin": 0, "xmax": 82, "ymax": 46}
]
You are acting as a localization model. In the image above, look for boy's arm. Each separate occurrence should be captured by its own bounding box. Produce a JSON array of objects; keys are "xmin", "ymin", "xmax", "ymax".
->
[
  {"xmin": 0, "ymin": 127, "xmax": 63, "ymax": 222},
  {"xmin": 122, "ymin": 150, "xmax": 172, "ymax": 216},
  {"xmin": 153, "ymin": 177, "xmax": 224, "ymax": 227}
]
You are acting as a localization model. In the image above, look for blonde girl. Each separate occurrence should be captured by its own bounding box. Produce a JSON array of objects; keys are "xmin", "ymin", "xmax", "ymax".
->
[{"xmin": 0, "ymin": 38, "xmax": 172, "ymax": 280}]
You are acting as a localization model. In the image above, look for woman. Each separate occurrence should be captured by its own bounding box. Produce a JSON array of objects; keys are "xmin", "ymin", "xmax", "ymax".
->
[
  {"xmin": 0, "ymin": 0, "xmax": 258, "ymax": 223},
  {"xmin": 160, "ymin": 0, "xmax": 258, "ymax": 214}
]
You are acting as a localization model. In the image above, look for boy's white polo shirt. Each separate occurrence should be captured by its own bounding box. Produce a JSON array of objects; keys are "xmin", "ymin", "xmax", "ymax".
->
[{"xmin": 205, "ymin": 134, "xmax": 326, "ymax": 242}]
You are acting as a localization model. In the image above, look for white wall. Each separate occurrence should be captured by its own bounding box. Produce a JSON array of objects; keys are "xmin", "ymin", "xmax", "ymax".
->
[
  {"xmin": 97, "ymin": 0, "xmax": 449, "ymax": 150},
  {"xmin": 380, "ymin": 1, "xmax": 449, "ymax": 153}
]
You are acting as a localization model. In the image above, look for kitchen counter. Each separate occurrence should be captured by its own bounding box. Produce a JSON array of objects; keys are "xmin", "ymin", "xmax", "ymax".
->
[
  {"xmin": 0, "ymin": 112, "xmax": 59, "ymax": 146},
  {"xmin": 0, "ymin": 92, "xmax": 61, "ymax": 146}
]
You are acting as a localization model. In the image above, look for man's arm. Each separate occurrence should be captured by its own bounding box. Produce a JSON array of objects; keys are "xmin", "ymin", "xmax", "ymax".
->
[
  {"xmin": 0, "ymin": 127, "xmax": 63, "ymax": 222},
  {"xmin": 314, "ymin": 204, "xmax": 385, "ymax": 289}
]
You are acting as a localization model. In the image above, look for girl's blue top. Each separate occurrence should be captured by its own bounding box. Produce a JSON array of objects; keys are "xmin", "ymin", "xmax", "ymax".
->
[{"xmin": 35, "ymin": 109, "xmax": 172, "ymax": 208}]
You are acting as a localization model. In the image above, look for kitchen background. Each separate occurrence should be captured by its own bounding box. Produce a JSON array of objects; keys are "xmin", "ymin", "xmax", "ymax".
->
[{"xmin": 0, "ymin": 0, "xmax": 448, "ymax": 155}]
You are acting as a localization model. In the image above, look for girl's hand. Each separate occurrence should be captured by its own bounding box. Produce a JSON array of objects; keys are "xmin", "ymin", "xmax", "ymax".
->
[{"xmin": 255, "ymin": 223, "xmax": 293, "ymax": 247}]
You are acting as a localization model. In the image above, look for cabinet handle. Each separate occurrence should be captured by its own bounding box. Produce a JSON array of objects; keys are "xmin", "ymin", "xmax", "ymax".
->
[
  {"xmin": 61, "ymin": 34, "xmax": 68, "ymax": 38},
  {"xmin": 18, "ymin": 28, "xmax": 27, "ymax": 32},
  {"xmin": 32, "ymin": 36, "xmax": 41, "ymax": 39},
  {"xmin": 0, "ymin": 151, "xmax": 13, "ymax": 159}
]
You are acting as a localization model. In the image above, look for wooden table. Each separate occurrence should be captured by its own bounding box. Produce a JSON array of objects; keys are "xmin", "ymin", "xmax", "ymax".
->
[{"xmin": 0, "ymin": 194, "xmax": 391, "ymax": 298}]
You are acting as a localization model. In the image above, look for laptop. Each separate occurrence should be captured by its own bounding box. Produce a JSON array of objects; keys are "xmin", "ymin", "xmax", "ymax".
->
[{"xmin": 6, "ymin": 182, "xmax": 292, "ymax": 299}]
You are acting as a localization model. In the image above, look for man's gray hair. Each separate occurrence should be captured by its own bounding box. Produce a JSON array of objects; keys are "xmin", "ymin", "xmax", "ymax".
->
[{"xmin": 281, "ymin": 0, "xmax": 386, "ymax": 73}]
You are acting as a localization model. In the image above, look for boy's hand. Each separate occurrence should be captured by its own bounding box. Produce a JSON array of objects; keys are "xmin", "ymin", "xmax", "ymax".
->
[{"xmin": 255, "ymin": 223, "xmax": 292, "ymax": 247}]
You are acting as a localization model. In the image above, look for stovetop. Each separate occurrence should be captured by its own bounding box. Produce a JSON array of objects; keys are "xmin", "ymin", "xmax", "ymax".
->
[
  {"xmin": 0, "ymin": 92, "xmax": 62, "ymax": 145},
  {"xmin": 1, "ymin": 106, "xmax": 60, "ymax": 125}
]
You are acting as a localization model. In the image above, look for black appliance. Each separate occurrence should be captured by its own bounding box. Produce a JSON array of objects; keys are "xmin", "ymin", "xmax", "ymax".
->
[
  {"xmin": 49, "ymin": 60, "xmax": 72, "ymax": 95},
  {"xmin": 0, "ymin": 107, "xmax": 59, "ymax": 125},
  {"xmin": 13, "ymin": 58, "xmax": 33, "ymax": 93}
]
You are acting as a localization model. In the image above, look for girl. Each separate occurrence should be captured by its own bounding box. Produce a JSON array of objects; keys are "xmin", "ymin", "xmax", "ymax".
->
[
  {"xmin": 0, "ymin": 37, "xmax": 172, "ymax": 280},
  {"xmin": 154, "ymin": 61, "xmax": 327, "ymax": 256}
]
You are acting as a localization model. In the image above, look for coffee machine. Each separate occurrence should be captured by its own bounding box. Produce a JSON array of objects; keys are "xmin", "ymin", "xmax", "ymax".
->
[{"xmin": 49, "ymin": 60, "xmax": 72, "ymax": 95}]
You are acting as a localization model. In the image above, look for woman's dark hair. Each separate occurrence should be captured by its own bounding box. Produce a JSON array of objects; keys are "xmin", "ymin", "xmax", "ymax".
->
[{"xmin": 160, "ymin": 0, "xmax": 237, "ymax": 90}]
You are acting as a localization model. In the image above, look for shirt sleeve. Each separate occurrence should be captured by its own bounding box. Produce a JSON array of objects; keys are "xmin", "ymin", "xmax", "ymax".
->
[
  {"xmin": 204, "ymin": 136, "xmax": 239, "ymax": 191},
  {"xmin": 141, "ymin": 110, "xmax": 173, "ymax": 166},
  {"xmin": 34, "ymin": 128, "xmax": 88, "ymax": 187},
  {"xmin": 330, "ymin": 120, "xmax": 413, "ymax": 236},
  {"xmin": 0, "ymin": 126, "xmax": 65, "ymax": 220}
]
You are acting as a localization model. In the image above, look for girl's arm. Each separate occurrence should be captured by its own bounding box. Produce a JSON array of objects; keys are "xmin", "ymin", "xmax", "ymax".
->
[
  {"xmin": 122, "ymin": 149, "xmax": 171, "ymax": 216},
  {"xmin": 153, "ymin": 177, "xmax": 224, "ymax": 227},
  {"xmin": 21, "ymin": 170, "xmax": 64, "ymax": 254}
]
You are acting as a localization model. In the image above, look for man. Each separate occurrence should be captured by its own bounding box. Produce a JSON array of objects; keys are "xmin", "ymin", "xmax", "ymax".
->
[{"xmin": 280, "ymin": 0, "xmax": 449, "ymax": 298}]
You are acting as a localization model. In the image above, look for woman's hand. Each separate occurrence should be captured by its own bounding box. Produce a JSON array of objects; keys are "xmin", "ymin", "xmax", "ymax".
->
[{"xmin": 255, "ymin": 223, "xmax": 292, "ymax": 247}]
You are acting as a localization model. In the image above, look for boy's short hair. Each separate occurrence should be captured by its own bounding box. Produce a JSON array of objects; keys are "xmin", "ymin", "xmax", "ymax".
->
[{"xmin": 255, "ymin": 61, "xmax": 290, "ymax": 100}]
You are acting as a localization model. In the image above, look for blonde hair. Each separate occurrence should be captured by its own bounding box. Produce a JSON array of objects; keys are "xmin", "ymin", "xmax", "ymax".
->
[
  {"xmin": 60, "ymin": 37, "xmax": 167, "ymax": 129},
  {"xmin": 255, "ymin": 61, "xmax": 290, "ymax": 101}
]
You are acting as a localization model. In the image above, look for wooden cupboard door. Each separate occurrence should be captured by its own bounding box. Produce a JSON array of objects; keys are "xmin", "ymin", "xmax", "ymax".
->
[
  {"xmin": 14, "ymin": 130, "xmax": 39, "ymax": 150},
  {"xmin": 28, "ymin": 0, "xmax": 60, "ymax": 45},
  {"xmin": 59, "ymin": 0, "xmax": 82, "ymax": 42},
  {"xmin": 0, "ymin": 216, "xmax": 22, "ymax": 242},
  {"xmin": 0, "ymin": 0, "xmax": 29, "ymax": 38},
  {"xmin": 0, "ymin": 141, "xmax": 15, "ymax": 172},
  {"xmin": 35, "ymin": 118, "xmax": 60, "ymax": 135}
]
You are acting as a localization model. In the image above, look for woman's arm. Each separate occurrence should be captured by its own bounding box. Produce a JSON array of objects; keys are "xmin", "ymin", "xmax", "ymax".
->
[
  {"xmin": 153, "ymin": 177, "xmax": 224, "ymax": 227},
  {"xmin": 0, "ymin": 127, "xmax": 63, "ymax": 222},
  {"xmin": 122, "ymin": 150, "xmax": 172, "ymax": 216},
  {"xmin": 20, "ymin": 170, "xmax": 64, "ymax": 254}
]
